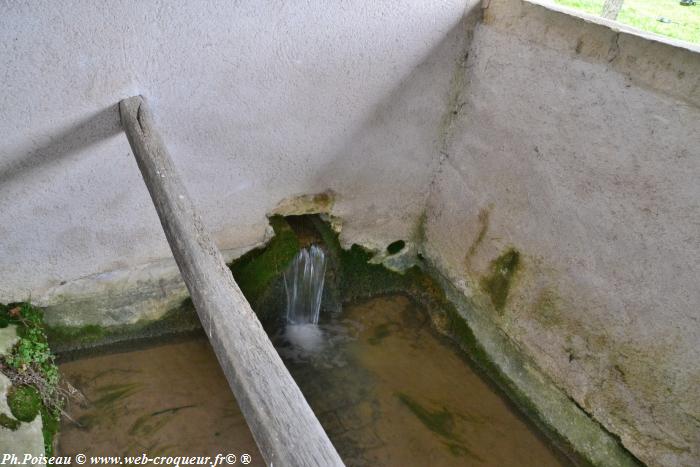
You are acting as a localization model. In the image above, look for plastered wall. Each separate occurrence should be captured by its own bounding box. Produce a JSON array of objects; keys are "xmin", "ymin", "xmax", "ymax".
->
[
  {"xmin": 0, "ymin": 0, "xmax": 469, "ymax": 300},
  {"xmin": 424, "ymin": 1, "xmax": 700, "ymax": 465},
  {"xmin": 2, "ymin": 1, "xmax": 699, "ymax": 465}
]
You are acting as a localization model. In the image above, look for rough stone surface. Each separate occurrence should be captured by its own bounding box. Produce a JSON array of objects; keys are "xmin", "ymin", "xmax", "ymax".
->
[
  {"xmin": 424, "ymin": 1, "xmax": 700, "ymax": 465},
  {"xmin": 0, "ymin": 325, "xmax": 18, "ymax": 355},
  {"xmin": 0, "ymin": 326, "xmax": 45, "ymax": 464}
]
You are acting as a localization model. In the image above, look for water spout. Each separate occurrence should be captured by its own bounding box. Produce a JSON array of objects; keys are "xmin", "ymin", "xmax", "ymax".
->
[{"xmin": 284, "ymin": 245, "xmax": 326, "ymax": 325}]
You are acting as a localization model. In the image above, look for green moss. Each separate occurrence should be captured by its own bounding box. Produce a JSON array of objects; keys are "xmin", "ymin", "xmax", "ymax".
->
[
  {"xmin": 397, "ymin": 392, "xmax": 456, "ymax": 439},
  {"xmin": 1, "ymin": 302, "xmax": 63, "ymax": 455},
  {"xmin": 7, "ymin": 385, "xmax": 41, "ymax": 422},
  {"xmin": 92, "ymin": 383, "xmax": 141, "ymax": 409},
  {"xmin": 480, "ymin": 248, "xmax": 520, "ymax": 312},
  {"xmin": 129, "ymin": 405, "xmax": 193, "ymax": 436},
  {"xmin": 229, "ymin": 215, "xmax": 300, "ymax": 305},
  {"xmin": 0, "ymin": 413, "xmax": 20, "ymax": 430},
  {"xmin": 339, "ymin": 245, "xmax": 409, "ymax": 300},
  {"xmin": 45, "ymin": 324, "xmax": 105, "ymax": 347},
  {"xmin": 310, "ymin": 215, "xmax": 342, "ymax": 255},
  {"xmin": 3, "ymin": 304, "xmax": 60, "ymax": 390},
  {"xmin": 308, "ymin": 215, "xmax": 412, "ymax": 301},
  {"xmin": 46, "ymin": 298, "xmax": 201, "ymax": 353},
  {"xmin": 129, "ymin": 412, "xmax": 171, "ymax": 437},
  {"xmin": 397, "ymin": 392, "xmax": 484, "ymax": 461},
  {"xmin": 41, "ymin": 405, "xmax": 60, "ymax": 456}
]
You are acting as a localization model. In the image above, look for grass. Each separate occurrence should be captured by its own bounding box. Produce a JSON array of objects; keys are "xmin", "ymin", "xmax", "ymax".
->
[{"xmin": 552, "ymin": 0, "xmax": 700, "ymax": 43}]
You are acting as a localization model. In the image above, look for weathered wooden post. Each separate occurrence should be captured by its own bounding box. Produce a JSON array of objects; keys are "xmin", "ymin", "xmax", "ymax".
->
[{"xmin": 119, "ymin": 95, "xmax": 344, "ymax": 467}]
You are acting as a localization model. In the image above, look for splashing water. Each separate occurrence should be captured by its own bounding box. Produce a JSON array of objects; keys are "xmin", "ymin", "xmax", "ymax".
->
[{"xmin": 284, "ymin": 245, "xmax": 327, "ymax": 325}]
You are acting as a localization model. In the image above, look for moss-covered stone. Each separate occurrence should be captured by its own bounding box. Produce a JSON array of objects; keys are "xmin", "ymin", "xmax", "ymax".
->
[
  {"xmin": 7, "ymin": 385, "xmax": 41, "ymax": 423},
  {"xmin": 46, "ymin": 324, "xmax": 106, "ymax": 348},
  {"xmin": 229, "ymin": 215, "xmax": 300, "ymax": 309},
  {"xmin": 309, "ymin": 215, "xmax": 415, "ymax": 302},
  {"xmin": 0, "ymin": 412, "xmax": 20, "ymax": 430},
  {"xmin": 1, "ymin": 302, "xmax": 62, "ymax": 455},
  {"xmin": 480, "ymin": 248, "xmax": 520, "ymax": 312},
  {"xmin": 46, "ymin": 299, "xmax": 202, "ymax": 356}
]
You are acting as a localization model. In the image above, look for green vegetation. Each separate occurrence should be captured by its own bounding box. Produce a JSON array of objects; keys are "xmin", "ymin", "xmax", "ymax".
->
[
  {"xmin": 310, "ymin": 216, "xmax": 417, "ymax": 302},
  {"xmin": 396, "ymin": 392, "xmax": 484, "ymax": 461},
  {"xmin": 7, "ymin": 385, "xmax": 41, "ymax": 422},
  {"xmin": 554, "ymin": 0, "xmax": 700, "ymax": 43},
  {"xmin": 396, "ymin": 392, "xmax": 456, "ymax": 439},
  {"xmin": 0, "ymin": 412, "xmax": 20, "ymax": 430},
  {"xmin": 129, "ymin": 405, "xmax": 194, "ymax": 437},
  {"xmin": 480, "ymin": 248, "xmax": 520, "ymax": 313},
  {"xmin": 44, "ymin": 216, "xmax": 301, "ymax": 351},
  {"xmin": 92, "ymin": 383, "xmax": 141, "ymax": 409},
  {"xmin": 46, "ymin": 298, "xmax": 200, "ymax": 353},
  {"xmin": 2, "ymin": 304, "xmax": 60, "ymax": 390},
  {"xmin": 45, "ymin": 324, "xmax": 105, "ymax": 348},
  {"xmin": 0, "ymin": 302, "xmax": 62, "ymax": 455},
  {"xmin": 229, "ymin": 216, "xmax": 300, "ymax": 306}
]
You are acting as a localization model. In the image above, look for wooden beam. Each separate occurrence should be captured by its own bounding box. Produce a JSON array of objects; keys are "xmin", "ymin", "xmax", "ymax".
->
[{"xmin": 119, "ymin": 95, "xmax": 344, "ymax": 467}]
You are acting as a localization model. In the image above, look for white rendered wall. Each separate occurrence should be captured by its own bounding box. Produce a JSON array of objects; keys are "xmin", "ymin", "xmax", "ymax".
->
[
  {"xmin": 424, "ymin": 1, "xmax": 700, "ymax": 465},
  {"xmin": 3, "ymin": 1, "xmax": 700, "ymax": 465},
  {"xmin": 0, "ymin": 0, "xmax": 469, "ymax": 300}
]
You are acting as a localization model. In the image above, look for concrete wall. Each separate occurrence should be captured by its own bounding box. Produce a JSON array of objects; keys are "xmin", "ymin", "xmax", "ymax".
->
[
  {"xmin": 0, "ymin": 0, "xmax": 469, "ymax": 302},
  {"xmin": 424, "ymin": 1, "xmax": 700, "ymax": 465},
  {"xmin": 2, "ymin": 0, "xmax": 699, "ymax": 465}
]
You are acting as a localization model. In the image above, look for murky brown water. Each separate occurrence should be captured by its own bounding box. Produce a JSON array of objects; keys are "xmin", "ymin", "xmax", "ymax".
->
[
  {"xmin": 274, "ymin": 295, "xmax": 568, "ymax": 467},
  {"xmin": 57, "ymin": 339, "xmax": 264, "ymax": 466},
  {"xmin": 58, "ymin": 294, "xmax": 568, "ymax": 466}
]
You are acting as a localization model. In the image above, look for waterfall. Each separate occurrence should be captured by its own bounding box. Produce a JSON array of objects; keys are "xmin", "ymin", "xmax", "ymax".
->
[{"xmin": 284, "ymin": 245, "xmax": 327, "ymax": 325}]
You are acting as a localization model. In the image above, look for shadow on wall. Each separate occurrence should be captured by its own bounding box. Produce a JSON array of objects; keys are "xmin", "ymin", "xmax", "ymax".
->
[
  {"xmin": 310, "ymin": 9, "xmax": 479, "ymax": 225},
  {"xmin": 0, "ymin": 104, "xmax": 122, "ymax": 188}
]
